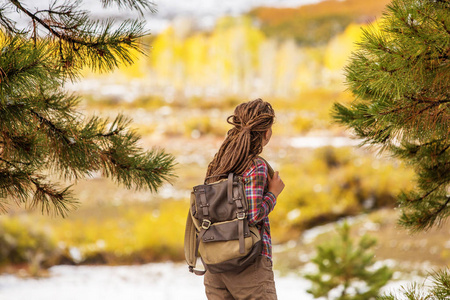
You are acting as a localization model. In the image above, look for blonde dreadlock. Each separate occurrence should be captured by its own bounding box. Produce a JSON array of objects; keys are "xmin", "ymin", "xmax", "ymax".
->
[{"xmin": 205, "ymin": 99, "xmax": 275, "ymax": 183}]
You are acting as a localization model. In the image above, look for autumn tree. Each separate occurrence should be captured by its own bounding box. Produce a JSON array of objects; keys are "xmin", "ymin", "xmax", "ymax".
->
[{"xmin": 0, "ymin": 0, "xmax": 175, "ymax": 216}]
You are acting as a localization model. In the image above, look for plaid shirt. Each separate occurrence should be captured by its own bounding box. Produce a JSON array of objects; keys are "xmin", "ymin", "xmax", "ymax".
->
[{"xmin": 243, "ymin": 158, "xmax": 277, "ymax": 260}]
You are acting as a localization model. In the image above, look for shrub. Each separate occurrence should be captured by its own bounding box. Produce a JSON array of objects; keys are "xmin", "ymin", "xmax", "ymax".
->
[
  {"xmin": 271, "ymin": 147, "xmax": 415, "ymax": 242},
  {"xmin": 0, "ymin": 216, "xmax": 57, "ymax": 273}
]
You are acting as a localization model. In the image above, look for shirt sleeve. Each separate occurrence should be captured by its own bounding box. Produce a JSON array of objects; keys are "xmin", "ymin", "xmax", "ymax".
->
[{"xmin": 245, "ymin": 159, "xmax": 277, "ymax": 226}]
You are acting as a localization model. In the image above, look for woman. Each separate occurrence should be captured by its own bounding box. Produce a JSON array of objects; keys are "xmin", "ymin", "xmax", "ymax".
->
[{"xmin": 204, "ymin": 99, "xmax": 285, "ymax": 300}]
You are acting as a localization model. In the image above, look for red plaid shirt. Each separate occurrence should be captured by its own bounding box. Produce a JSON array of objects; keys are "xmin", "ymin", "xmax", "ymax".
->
[{"xmin": 243, "ymin": 158, "xmax": 277, "ymax": 260}]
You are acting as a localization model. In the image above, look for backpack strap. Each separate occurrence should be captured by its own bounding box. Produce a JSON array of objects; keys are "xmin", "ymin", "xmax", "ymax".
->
[
  {"xmin": 227, "ymin": 173, "xmax": 234, "ymax": 203},
  {"xmin": 237, "ymin": 211, "xmax": 245, "ymax": 254},
  {"xmin": 204, "ymin": 173, "xmax": 227, "ymax": 184},
  {"xmin": 197, "ymin": 186, "xmax": 210, "ymax": 217},
  {"xmin": 185, "ymin": 193, "xmax": 208, "ymax": 275},
  {"xmin": 228, "ymin": 173, "xmax": 246, "ymax": 254},
  {"xmin": 193, "ymin": 229, "xmax": 208, "ymax": 275},
  {"xmin": 185, "ymin": 209, "xmax": 208, "ymax": 275},
  {"xmin": 184, "ymin": 211, "xmax": 198, "ymax": 272},
  {"xmin": 257, "ymin": 156, "xmax": 274, "ymax": 179}
]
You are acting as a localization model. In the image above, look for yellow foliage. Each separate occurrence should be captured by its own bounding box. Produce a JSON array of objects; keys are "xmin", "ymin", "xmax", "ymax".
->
[
  {"xmin": 117, "ymin": 44, "xmax": 148, "ymax": 78},
  {"xmin": 324, "ymin": 23, "xmax": 381, "ymax": 71},
  {"xmin": 251, "ymin": 0, "xmax": 391, "ymax": 26},
  {"xmin": 151, "ymin": 27, "xmax": 177, "ymax": 80},
  {"xmin": 147, "ymin": 16, "xmax": 268, "ymax": 95},
  {"xmin": 0, "ymin": 216, "xmax": 57, "ymax": 267},
  {"xmin": 185, "ymin": 34, "xmax": 209, "ymax": 85},
  {"xmin": 271, "ymin": 147, "xmax": 415, "ymax": 243},
  {"xmin": 47, "ymin": 200, "xmax": 187, "ymax": 263},
  {"xmin": 80, "ymin": 14, "xmax": 385, "ymax": 101}
]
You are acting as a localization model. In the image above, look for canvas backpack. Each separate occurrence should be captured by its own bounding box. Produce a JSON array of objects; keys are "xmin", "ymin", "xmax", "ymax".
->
[{"xmin": 184, "ymin": 158, "xmax": 273, "ymax": 275}]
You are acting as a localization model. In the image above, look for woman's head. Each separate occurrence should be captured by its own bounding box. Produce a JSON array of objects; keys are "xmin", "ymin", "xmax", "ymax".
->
[{"xmin": 206, "ymin": 99, "xmax": 275, "ymax": 182}]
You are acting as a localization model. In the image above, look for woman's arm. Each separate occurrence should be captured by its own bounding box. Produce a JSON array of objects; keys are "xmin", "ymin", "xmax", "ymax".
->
[{"xmin": 245, "ymin": 160, "xmax": 277, "ymax": 226}]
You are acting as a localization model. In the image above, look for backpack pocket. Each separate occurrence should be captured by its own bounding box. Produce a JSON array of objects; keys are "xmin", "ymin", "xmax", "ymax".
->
[{"xmin": 199, "ymin": 221, "xmax": 260, "ymax": 265}]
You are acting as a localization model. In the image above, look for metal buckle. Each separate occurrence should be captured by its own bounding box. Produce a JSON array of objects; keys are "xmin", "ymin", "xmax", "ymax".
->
[
  {"xmin": 236, "ymin": 212, "xmax": 246, "ymax": 220},
  {"xmin": 202, "ymin": 219, "xmax": 211, "ymax": 230}
]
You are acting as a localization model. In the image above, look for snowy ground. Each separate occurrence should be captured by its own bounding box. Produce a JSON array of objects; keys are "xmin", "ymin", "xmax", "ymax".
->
[
  {"xmin": 0, "ymin": 263, "xmax": 309, "ymax": 300},
  {"xmin": 0, "ymin": 262, "xmax": 419, "ymax": 300}
]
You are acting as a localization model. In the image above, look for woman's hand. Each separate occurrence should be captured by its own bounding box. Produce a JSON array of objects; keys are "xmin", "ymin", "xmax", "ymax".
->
[{"xmin": 268, "ymin": 171, "xmax": 285, "ymax": 198}]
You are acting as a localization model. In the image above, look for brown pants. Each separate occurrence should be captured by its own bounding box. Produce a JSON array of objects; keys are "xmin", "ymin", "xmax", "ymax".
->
[{"xmin": 204, "ymin": 256, "xmax": 277, "ymax": 300}]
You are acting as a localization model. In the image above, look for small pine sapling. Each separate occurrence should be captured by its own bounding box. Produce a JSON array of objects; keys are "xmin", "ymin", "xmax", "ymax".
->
[{"xmin": 305, "ymin": 222, "xmax": 392, "ymax": 300}]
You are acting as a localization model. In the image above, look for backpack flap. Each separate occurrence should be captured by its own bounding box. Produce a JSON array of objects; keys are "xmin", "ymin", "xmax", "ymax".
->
[
  {"xmin": 200, "ymin": 219, "xmax": 250, "ymax": 243},
  {"xmin": 193, "ymin": 174, "xmax": 247, "ymax": 223}
]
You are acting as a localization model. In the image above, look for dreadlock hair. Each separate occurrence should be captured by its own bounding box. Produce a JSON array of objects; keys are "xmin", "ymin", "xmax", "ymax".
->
[{"xmin": 205, "ymin": 99, "xmax": 275, "ymax": 183}]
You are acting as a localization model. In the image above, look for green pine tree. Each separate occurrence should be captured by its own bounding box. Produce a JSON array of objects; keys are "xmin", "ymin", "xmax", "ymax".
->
[
  {"xmin": 378, "ymin": 269, "xmax": 450, "ymax": 300},
  {"xmin": 332, "ymin": 0, "xmax": 449, "ymax": 298},
  {"xmin": 332, "ymin": 0, "xmax": 449, "ymax": 232},
  {"xmin": 305, "ymin": 222, "xmax": 393, "ymax": 300},
  {"xmin": 0, "ymin": 0, "xmax": 176, "ymax": 216}
]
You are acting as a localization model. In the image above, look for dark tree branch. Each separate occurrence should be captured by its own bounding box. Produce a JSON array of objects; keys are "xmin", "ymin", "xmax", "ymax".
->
[
  {"xmin": 420, "ymin": 196, "xmax": 450, "ymax": 227},
  {"xmin": 0, "ymin": 157, "xmax": 31, "ymax": 167},
  {"xmin": 29, "ymin": 109, "xmax": 72, "ymax": 145},
  {"xmin": 10, "ymin": 0, "xmax": 122, "ymax": 48},
  {"xmin": 34, "ymin": 9, "xmax": 73, "ymax": 16},
  {"xmin": 0, "ymin": 156, "xmax": 17, "ymax": 168},
  {"xmin": 0, "ymin": 13, "xmax": 20, "ymax": 34},
  {"xmin": 10, "ymin": 0, "xmax": 67, "ymax": 40}
]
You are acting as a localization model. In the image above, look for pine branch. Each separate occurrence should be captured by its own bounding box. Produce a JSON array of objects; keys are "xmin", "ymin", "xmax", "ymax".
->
[
  {"xmin": 30, "ymin": 109, "xmax": 71, "ymax": 143},
  {"xmin": 378, "ymin": 269, "xmax": 450, "ymax": 299},
  {"xmin": 100, "ymin": 145, "xmax": 176, "ymax": 192},
  {"xmin": 9, "ymin": 0, "xmax": 149, "ymax": 73},
  {"xmin": 0, "ymin": 35, "xmax": 62, "ymax": 94},
  {"xmin": 100, "ymin": 0, "xmax": 157, "ymax": 15},
  {"xmin": 29, "ymin": 176, "xmax": 77, "ymax": 217},
  {"xmin": 0, "ymin": 162, "xmax": 77, "ymax": 217},
  {"xmin": 10, "ymin": 1, "xmax": 96, "ymax": 47},
  {"xmin": 0, "ymin": 0, "xmax": 177, "ymax": 217},
  {"xmin": 0, "ymin": 6, "xmax": 21, "ymax": 34},
  {"xmin": 0, "ymin": 169, "xmax": 30, "ymax": 206},
  {"xmin": 10, "ymin": 1, "xmax": 67, "ymax": 40},
  {"xmin": 333, "ymin": 0, "xmax": 450, "ymax": 233},
  {"xmin": 399, "ymin": 187, "xmax": 450, "ymax": 232},
  {"xmin": 0, "ymin": 157, "xmax": 31, "ymax": 167}
]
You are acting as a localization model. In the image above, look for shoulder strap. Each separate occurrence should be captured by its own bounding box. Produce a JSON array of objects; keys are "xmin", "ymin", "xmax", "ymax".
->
[
  {"xmin": 204, "ymin": 173, "xmax": 227, "ymax": 184},
  {"xmin": 257, "ymin": 156, "xmax": 274, "ymax": 179},
  {"xmin": 185, "ymin": 210, "xmax": 208, "ymax": 275},
  {"xmin": 184, "ymin": 211, "xmax": 197, "ymax": 270}
]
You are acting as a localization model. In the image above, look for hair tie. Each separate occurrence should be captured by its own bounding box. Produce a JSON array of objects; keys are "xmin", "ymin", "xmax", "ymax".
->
[{"xmin": 240, "ymin": 125, "xmax": 251, "ymax": 133}]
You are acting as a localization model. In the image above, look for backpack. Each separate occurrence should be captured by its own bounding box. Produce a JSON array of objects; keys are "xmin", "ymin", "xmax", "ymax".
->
[{"xmin": 184, "ymin": 158, "xmax": 273, "ymax": 275}]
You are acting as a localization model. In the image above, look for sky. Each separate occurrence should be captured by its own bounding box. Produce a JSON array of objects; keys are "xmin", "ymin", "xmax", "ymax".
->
[{"xmin": 10, "ymin": 0, "xmax": 325, "ymax": 32}]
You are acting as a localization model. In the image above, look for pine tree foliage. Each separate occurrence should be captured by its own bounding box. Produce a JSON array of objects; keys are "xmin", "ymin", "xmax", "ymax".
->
[
  {"xmin": 378, "ymin": 269, "xmax": 450, "ymax": 300},
  {"xmin": 0, "ymin": 0, "xmax": 176, "ymax": 216},
  {"xmin": 332, "ymin": 0, "xmax": 450, "ymax": 232},
  {"xmin": 305, "ymin": 222, "xmax": 393, "ymax": 300}
]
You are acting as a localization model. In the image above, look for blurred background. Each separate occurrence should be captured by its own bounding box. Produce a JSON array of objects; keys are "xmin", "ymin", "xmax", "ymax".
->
[{"xmin": 1, "ymin": 0, "xmax": 448, "ymax": 299}]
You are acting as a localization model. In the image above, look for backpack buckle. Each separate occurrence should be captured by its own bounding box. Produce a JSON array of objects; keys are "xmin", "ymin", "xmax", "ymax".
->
[
  {"xmin": 202, "ymin": 219, "xmax": 211, "ymax": 230},
  {"xmin": 236, "ymin": 212, "xmax": 246, "ymax": 220}
]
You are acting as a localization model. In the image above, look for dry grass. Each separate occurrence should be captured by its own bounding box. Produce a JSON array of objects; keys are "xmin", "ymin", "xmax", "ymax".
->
[{"xmin": 274, "ymin": 208, "xmax": 449, "ymax": 276}]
